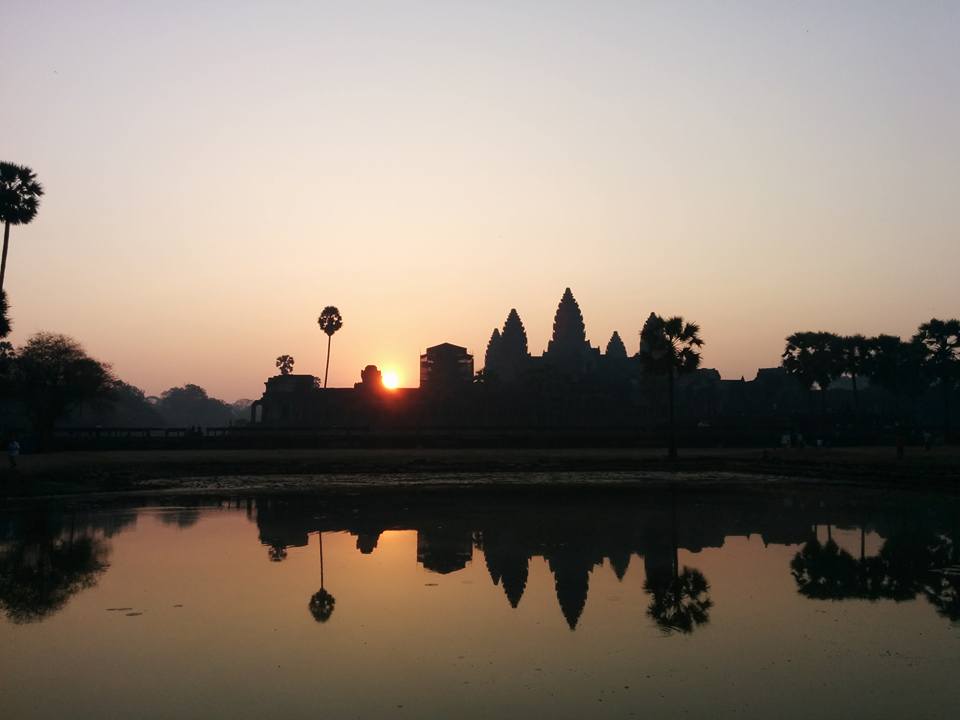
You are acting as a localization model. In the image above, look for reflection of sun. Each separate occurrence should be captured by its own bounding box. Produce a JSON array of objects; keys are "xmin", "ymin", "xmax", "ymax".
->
[{"xmin": 382, "ymin": 370, "xmax": 400, "ymax": 390}]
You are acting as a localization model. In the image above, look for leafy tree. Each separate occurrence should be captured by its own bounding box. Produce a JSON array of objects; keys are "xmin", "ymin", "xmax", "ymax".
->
[
  {"xmin": 782, "ymin": 331, "xmax": 843, "ymax": 418},
  {"xmin": 276, "ymin": 354, "xmax": 294, "ymax": 375},
  {"xmin": 912, "ymin": 319, "xmax": 960, "ymax": 439},
  {"xmin": 14, "ymin": 333, "xmax": 115, "ymax": 440},
  {"xmin": 317, "ymin": 306, "xmax": 343, "ymax": 389},
  {"xmin": 72, "ymin": 379, "xmax": 163, "ymax": 427},
  {"xmin": 0, "ymin": 162, "xmax": 44, "ymax": 294},
  {"xmin": 638, "ymin": 314, "xmax": 703, "ymax": 459},
  {"xmin": 157, "ymin": 384, "xmax": 232, "ymax": 427},
  {"xmin": 605, "ymin": 331, "xmax": 627, "ymax": 359},
  {"xmin": 864, "ymin": 335, "xmax": 927, "ymax": 423}
]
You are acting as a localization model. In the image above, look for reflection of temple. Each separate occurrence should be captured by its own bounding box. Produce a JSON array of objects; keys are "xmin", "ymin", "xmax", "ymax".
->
[
  {"xmin": 249, "ymin": 489, "xmax": 960, "ymax": 631},
  {"xmin": 3, "ymin": 492, "xmax": 958, "ymax": 629}
]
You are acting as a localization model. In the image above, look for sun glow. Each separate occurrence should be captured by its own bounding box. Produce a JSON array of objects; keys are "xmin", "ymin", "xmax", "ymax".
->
[{"xmin": 382, "ymin": 370, "xmax": 400, "ymax": 390}]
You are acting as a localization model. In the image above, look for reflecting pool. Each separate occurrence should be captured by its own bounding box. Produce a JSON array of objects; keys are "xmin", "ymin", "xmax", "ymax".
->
[{"xmin": 1, "ymin": 485, "xmax": 959, "ymax": 719}]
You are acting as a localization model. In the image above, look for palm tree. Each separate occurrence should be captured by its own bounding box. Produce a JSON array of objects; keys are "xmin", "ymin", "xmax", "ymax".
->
[
  {"xmin": 838, "ymin": 334, "xmax": 870, "ymax": 418},
  {"xmin": 638, "ymin": 314, "xmax": 703, "ymax": 459},
  {"xmin": 912, "ymin": 319, "xmax": 960, "ymax": 441},
  {"xmin": 317, "ymin": 306, "xmax": 343, "ymax": 389},
  {"xmin": 308, "ymin": 531, "xmax": 335, "ymax": 623},
  {"xmin": 275, "ymin": 354, "xmax": 295, "ymax": 375},
  {"xmin": 0, "ymin": 162, "xmax": 44, "ymax": 294}
]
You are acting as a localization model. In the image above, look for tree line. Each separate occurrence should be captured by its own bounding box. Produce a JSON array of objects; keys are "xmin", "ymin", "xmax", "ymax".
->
[{"xmin": 782, "ymin": 320, "xmax": 960, "ymax": 436}]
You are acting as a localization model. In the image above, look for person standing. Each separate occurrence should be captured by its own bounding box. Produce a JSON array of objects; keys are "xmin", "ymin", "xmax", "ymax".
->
[{"xmin": 7, "ymin": 437, "xmax": 20, "ymax": 469}]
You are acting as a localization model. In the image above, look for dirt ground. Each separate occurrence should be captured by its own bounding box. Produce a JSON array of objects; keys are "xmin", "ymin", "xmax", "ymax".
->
[{"xmin": 1, "ymin": 445, "xmax": 958, "ymax": 498}]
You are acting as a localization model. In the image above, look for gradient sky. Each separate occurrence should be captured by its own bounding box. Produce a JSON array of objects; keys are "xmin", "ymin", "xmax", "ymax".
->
[{"xmin": 3, "ymin": 1, "xmax": 958, "ymax": 400}]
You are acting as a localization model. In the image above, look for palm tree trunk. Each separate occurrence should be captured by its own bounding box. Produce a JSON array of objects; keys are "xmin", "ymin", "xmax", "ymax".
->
[
  {"xmin": 0, "ymin": 221, "xmax": 10, "ymax": 294},
  {"xmin": 851, "ymin": 373, "xmax": 859, "ymax": 421},
  {"xmin": 944, "ymin": 381, "xmax": 952, "ymax": 443},
  {"xmin": 323, "ymin": 334, "xmax": 332, "ymax": 389},
  {"xmin": 319, "ymin": 531, "xmax": 325, "ymax": 589},
  {"xmin": 667, "ymin": 370, "xmax": 677, "ymax": 460}
]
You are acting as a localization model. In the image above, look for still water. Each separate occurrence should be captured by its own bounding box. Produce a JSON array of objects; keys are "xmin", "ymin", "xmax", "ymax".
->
[{"xmin": 1, "ymin": 485, "xmax": 959, "ymax": 719}]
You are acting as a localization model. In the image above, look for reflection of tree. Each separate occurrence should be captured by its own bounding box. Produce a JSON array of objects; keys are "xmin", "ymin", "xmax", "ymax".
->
[
  {"xmin": 158, "ymin": 508, "xmax": 201, "ymax": 529},
  {"xmin": 0, "ymin": 533, "xmax": 110, "ymax": 624},
  {"xmin": 267, "ymin": 544, "xmax": 287, "ymax": 562},
  {"xmin": 644, "ymin": 567, "xmax": 712, "ymax": 634},
  {"xmin": 790, "ymin": 537, "xmax": 860, "ymax": 600},
  {"xmin": 308, "ymin": 532, "xmax": 335, "ymax": 623},
  {"xmin": 790, "ymin": 524, "xmax": 960, "ymax": 622}
]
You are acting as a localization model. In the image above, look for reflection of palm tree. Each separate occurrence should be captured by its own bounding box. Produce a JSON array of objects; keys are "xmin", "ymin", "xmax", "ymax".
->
[
  {"xmin": 308, "ymin": 532, "xmax": 335, "ymax": 623},
  {"xmin": 644, "ymin": 567, "xmax": 712, "ymax": 634},
  {"xmin": 790, "ymin": 536, "xmax": 859, "ymax": 600},
  {"xmin": 643, "ymin": 491, "xmax": 712, "ymax": 634}
]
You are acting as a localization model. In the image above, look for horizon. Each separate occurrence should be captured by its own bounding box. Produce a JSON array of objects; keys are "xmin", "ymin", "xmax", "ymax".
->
[{"xmin": 4, "ymin": 1, "xmax": 958, "ymax": 402}]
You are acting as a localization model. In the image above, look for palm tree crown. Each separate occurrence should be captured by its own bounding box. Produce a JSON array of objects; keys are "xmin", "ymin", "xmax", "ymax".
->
[
  {"xmin": 0, "ymin": 162, "xmax": 43, "ymax": 226},
  {"xmin": 318, "ymin": 306, "xmax": 343, "ymax": 337},
  {"xmin": 638, "ymin": 315, "xmax": 703, "ymax": 376},
  {"xmin": 0, "ymin": 162, "xmax": 44, "ymax": 294}
]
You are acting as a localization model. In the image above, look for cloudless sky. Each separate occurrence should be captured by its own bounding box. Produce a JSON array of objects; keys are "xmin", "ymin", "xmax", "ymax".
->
[{"xmin": 3, "ymin": 1, "xmax": 958, "ymax": 400}]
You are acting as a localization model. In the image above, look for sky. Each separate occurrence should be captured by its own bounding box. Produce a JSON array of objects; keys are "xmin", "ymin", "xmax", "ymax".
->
[{"xmin": 2, "ymin": 1, "xmax": 958, "ymax": 401}]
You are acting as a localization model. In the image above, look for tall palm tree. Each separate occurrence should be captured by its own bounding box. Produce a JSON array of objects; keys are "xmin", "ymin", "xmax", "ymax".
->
[
  {"xmin": 317, "ymin": 306, "xmax": 343, "ymax": 389},
  {"xmin": 912, "ymin": 319, "xmax": 960, "ymax": 441},
  {"xmin": 838, "ymin": 334, "xmax": 870, "ymax": 418},
  {"xmin": 308, "ymin": 531, "xmax": 335, "ymax": 623},
  {"xmin": 0, "ymin": 162, "xmax": 44, "ymax": 294},
  {"xmin": 638, "ymin": 314, "xmax": 703, "ymax": 459}
]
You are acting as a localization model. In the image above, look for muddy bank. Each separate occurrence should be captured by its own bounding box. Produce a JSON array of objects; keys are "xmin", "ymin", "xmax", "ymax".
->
[{"xmin": 0, "ymin": 446, "xmax": 958, "ymax": 498}]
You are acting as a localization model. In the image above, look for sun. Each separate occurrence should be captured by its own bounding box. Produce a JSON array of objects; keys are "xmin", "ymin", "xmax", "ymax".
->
[{"xmin": 382, "ymin": 370, "xmax": 400, "ymax": 390}]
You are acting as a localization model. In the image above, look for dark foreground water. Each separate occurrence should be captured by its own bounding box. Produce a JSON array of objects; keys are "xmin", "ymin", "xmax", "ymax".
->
[{"xmin": 1, "ymin": 484, "xmax": 959, "ymax": 719}]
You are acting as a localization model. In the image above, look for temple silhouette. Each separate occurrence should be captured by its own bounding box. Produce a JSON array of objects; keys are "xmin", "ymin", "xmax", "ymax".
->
[
  {"xmin": 250, "ymin": 288, "xmax": 748, "ymax": 431},
  {"xmin": 249, "ymin": 287, "xmax": 932, "ymax": 441}
]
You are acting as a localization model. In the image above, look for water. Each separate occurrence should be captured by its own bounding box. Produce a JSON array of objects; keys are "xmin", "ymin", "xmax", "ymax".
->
[{"xmin": 1, "ymin": 484, "xmax": 959, "ymax": 719}]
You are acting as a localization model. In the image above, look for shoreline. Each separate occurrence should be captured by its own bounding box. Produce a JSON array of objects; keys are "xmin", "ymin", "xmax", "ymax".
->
[{"xmin": 1, "ymin": 446, "xmax": 958, "ymax": 500}]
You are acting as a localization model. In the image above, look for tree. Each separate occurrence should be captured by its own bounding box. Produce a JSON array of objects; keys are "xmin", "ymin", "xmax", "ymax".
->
[
  {"xmin": 864, "ymin": 335, "xmax": 927, "ymax": 424},
  {"xmin": 912, "ymin": 319, "xmax": 960, "ymax": 440},
  {"xmin": 782, "ymin": 331, "xmax": 843, "ymax": 419},
  {"xmin": 838, "ymin": 334, "xmax": 870, "ymax": 416},
  {"xmin": 0, "ymin": 162, "xmax": 44, "ymax": 294},
  {"xmin": 638, "ymin": 314, "xmax": 703, "ymax": 459},
  {"xmin": 157, "ymin": 384, "xmax": 232, "ymax": 427},
  {"xmin": 14, "ymin": 333, "xmax": 115, "ymax": 441},
  {"xmin": 275, "ymin": 354, "xmax": 295, "ymax": 375},
  {"xmin": 317, "ymin": 306, "xmax": 343, "ymax": 389}
]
